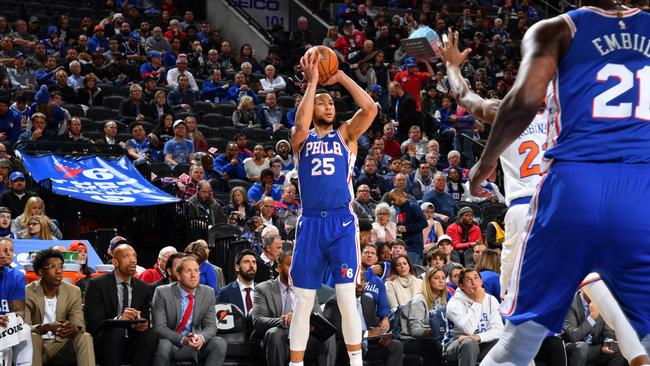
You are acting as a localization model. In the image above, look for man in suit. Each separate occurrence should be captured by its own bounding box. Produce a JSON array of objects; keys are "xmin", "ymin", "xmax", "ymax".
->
[
  {"xmin": 25, "ymin": 249, "xmax": 95, "ymax": 366},
  {"xmin": 563, "ymin": 290, "xmax": 626, "ymax": 366},
  {"xmin": 151, "ymin": 252, "xmax": 185, "ymax": 293},
  {"xmin": 152, "ymin": 256, "xmax": 227, "ymax": 366},
  {"xmin": 218, "ymin": 249, "xmax": 257, "ymax": 317},
  {"xmin": 251, "ymin": 248, "xmax": 335, "ymax": 366},
  {"xmin": 84, "ymin": 244, "xmax": 159, "ymax": 366},
  {"xmin": 254, "ymin": 234, "xmax": 281, "ymax": 283},
  {"xmin": 324, "ymin": 270, "xmax": 403, "ymax": 366}
]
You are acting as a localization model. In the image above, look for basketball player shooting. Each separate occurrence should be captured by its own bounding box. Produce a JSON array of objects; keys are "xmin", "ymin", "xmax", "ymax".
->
[
  {"xmin": 440, "ymin": 27, "xmax": 649, "ymax": 366},
  {"xmin": 288, "ymin": 50, "xmax": 377, "ymax": 366}
]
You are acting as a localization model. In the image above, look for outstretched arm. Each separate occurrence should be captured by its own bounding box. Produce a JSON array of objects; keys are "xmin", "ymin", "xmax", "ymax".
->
[
  {"xmin": 441, "ymin": 29, "xmax": 500, "ymax": 124},
  {"xmin": 469, "ymin": 17, "xmax": 570, "ymax": 196},
  {"xmin": 324, "ymin": 71, "xmax": 377, "ymax": 141},
  {"xmin": 291, "ymin": 53, "xmax": 320, "ymax": 153}
]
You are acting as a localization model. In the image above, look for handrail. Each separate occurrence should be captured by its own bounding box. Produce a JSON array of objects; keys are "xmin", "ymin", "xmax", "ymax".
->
[
  {"xmin": 226, "ymin": 0, "xmax": 274, "ymax": 43},
  {"xmin": 14, "ymin": 140, "xmax": 126, "ymax": 157}
]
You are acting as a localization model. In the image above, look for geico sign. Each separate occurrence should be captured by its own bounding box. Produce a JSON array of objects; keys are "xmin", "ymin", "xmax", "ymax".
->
[{"xmin": 234, "ymin": 0, "xmax": 280, "ymax": 11}]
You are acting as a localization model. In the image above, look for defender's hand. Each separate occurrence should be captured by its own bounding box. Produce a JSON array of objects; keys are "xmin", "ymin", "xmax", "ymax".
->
[{"xmin": 441, "ymin": 28, "xmax": 472, "ymax": 68}]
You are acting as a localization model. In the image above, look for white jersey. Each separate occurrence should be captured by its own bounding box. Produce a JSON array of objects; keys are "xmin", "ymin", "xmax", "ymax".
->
[{"xmin": 499, "ymin": 110, "xmax": 548, "ymax": 205}]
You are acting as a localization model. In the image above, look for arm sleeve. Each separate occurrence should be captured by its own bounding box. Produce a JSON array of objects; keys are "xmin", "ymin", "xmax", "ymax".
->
[
  {"xmin": 407, "ymin": 299, "xmax": 430, "ymax": 338},
  {"xmin": 376, "ymin": 280, "xmax": 390, "ymax": 319}
]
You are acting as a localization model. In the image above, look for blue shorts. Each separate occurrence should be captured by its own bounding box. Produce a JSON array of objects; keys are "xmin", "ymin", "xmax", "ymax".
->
[
  {"xmin": 501, "ymin": 162, "xmax": 650, "ymax": 337},
  {"xmin": 290, "ymin": 207, "xmax": 360, "ymax": 290}
]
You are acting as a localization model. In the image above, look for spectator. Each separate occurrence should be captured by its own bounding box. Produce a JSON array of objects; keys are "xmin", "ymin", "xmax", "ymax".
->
[
  {"xmin": 224, "ymin": 186, "xmax": 257, "ymax": 226},
  {"xmin": 151, "ymin": 252, "xmax": 185, "ymax": 293},
  {"xmin": 164, "ymin": 19, "xmax": 186, "ymax": 42},
  {"xmin": 68, "ymin": 241, "xmax": 95, "ymax": 293},
  {"xmin": 88, "ymin": 25, "xmax": 109, "ymax": 54},
  {"xmin": 359, "ymin": 242, "xmax": 391, "ymax": 323},
  {"xmin": 201, "ymin": 68, "xmax": 230, "ymax": 104},
  {"xmin": 273, "ymin": 185, "xmax": 301, "ymax": 234},
  {"xmin": 214, "ymin": 142, "xmax": 246, "ymax": 180},
  {"xmin": 0, "ymin": 237, "xmax": 30, "ymax": 363},
  {"xmin": 250, "ymin": 248, "xmax": 334, "ymax": 365},
  {"xmin": 268, "ymin": 158, "xmax": 285, "ymax": 185},
  {"xmin": 185, "ymin": 115, "xmax": 207, "ymax": 151},
  {"xmin": 150, "ymin": 113, "xmax": 175, "ymax": 150},
  {"xmin": 563, "ymin": 290, "xmax": 625, "ymax": 366},
  {"xmin": 444, "ymin": 268, "xmax": 503, "ymax": 366},
  {"xmin": 437, "ymin": 235, "xmax": 461, "ymax": 266},
  {"xmin": 240, "ymin": 62, "xmax": 261, "ymax": 92},
  {"xmin": 421, "ymin": 202, "xmax": 445, "ymax": 252},
  {"xmin": 75, "ymin": 73, "xmax": 103, "ymax": 108},
  {"xmin": 243, "ymin": 145, "xmax": 270, "ymax": 182},
  {"xmin": 357, "ymin": 157, "xmax": 391, "ymax": 202},
  {"xmin": 390, "ymin": 188, "xmax": 428, "ymax": 264},
  {"xmin": 67, "ymin": 60, "xmax": 84, "ymax": 89},
  {"xmin": 370, "ymin": 202, "xmax": 396, "ymax": 245},
  {"xmin": 257, "ymin": 93, "xmax": 285, "ymax": 132},
  {"xmin": 167, "ymin": 74, "xmax": 197, "ymax": 113},
  {"xmin": 29, "ymin": 85, "xmax": 66, "ymax": 133},
  {"xmin": 393, "ymin": 57, "xmax": 434, "ymax": 112},
  {"xmin": 58, "ymin": 116, "xmax": 92, "ymax": 143},
  {"xmin": 140, "ymin": 51, "xmax": 167, "ymax": 84},
  {"xmin": 285, "ymin": 94, "xmax": 301, "ymax": 128},
  {"xmin": 447, "ymin": 167, "xmax": 465, "ymax": 202},
  {"xmin": 217, "ymin": 41, "xmax": 237, "ymax": 72},
  {"xmin": 185, "ymin": 239, "xmax": 218, "ymax": 293},
  {"xmin": 232, "ymin": 96, "xmax": 259, "ymax": 130},
  {"xmin": 260, "ymin": 65, "xmax": 286, "ymax": 95},
  {"xmin": 400, "ymin": 126, "xmax": 428, "ymax": 161},
  {"xmin": 94, "ymin": 121, "xmax": 123, "ymax": 147},
  {"xmin": 119, "ymin": 84, "xmax": 152, "ymax": 123},
  {"xmin": 151, "ymin": 256, "xmax": 227, "ymax": 366},
  {"xmin": 341, "ymin": 20, "xmax": 366, "ymax": 54},
  {"xmin": 150, "ymin": 90, "xmax": 174, "ymax": 124},
  {"xmin": 218, "ymin": 249, "xmax": 258, "ymax": 317},
  {"xmin": 35, "ymin": 56, "xmax": 60, "ymax": 86},
  {"xmin": 0, "ymin": 161, "xmax": 10, "ymax": 196},
  {"xmin": 289, "ymin": 17, "xmax": 316, "ymax": 58},
  {"xmin": 236, "ymin": 44, "xmax": 261, "ymax": 74},
  {"xmin": 385, "ymin": 254, "xmax": 422, "ymax": 309},
  {"xmin": 139, "ymin": 246, "xmax": 177, "ymax": 284},
  {"xmin": 475, "ymin": 249, "xmax": 501, "ymax": 300},
  {"xmin": 258, "ymin": 196, "xmax": 287, "ymax": 239},
  {"xmin": 163, "ymin": 119, "xmax": 194, "ymax": 167},
  {"xmin": 426, "ymin": 250, "xmax": 448, "ymax": 271},
  {"xmin": 400, "ymin": 267, "xmax": 447, "ymax": 365},
  {"xmin": 17, "ymin": 214, "xmax": 54, "ymax": 240},
  {"xmin": 49, "ymin": 69, "xmax": 76, "ymax": 103},
  {"xmin": 323, "ymin": 270, "xmax": 403, "ymax": 366},
  {"xmin": 434, "ymin": 96, "xmax": 459, "ymax": 149},
  {"xmin": 8, "ymin": 52, "xmax": 35, "ymax": 92},
  {"xmin": 25, "ymin": 249, "xmax": 96, "ymax": 366},
  {"xmin": 381, "ymin": 173, "xmax": 414, "ymax": 203},
  {"xmin": 381, "ymin": 123, "xmax": 401, "ymax": 159},
  {"xmin": 19, "ymin": 113, "xmax": 57, "ymax": 142},
  {"xmin": 422, "ymin": 173, "xmax": 458, "ymax": 218},
  {"xmin": 0, "ymin": 171, "xmax": 36, "ymax": 217},
  {"xmin": 446, "ymin": 206, "xmax": 482, "ymax": 253},
  {"xmin": 146, "ymin": 26, "xmax": 171, "ymax": 53},
  {"xmin": 254, "ymin": 234, "xmax": 281, "ymax": 283},
  {"xmin": 186, "ymin": 180, "xmax": 227, "ymax": 225},
  {"xmin": 121, "ymin": 32, "xmax": 147, "ymax": 65},
  {"xmin": 0, "ymin": 95, "xmax": 22, "ymax": 142},
  {"xmin": 275, "ymin": 140, "xmax": 293, "ymax": 173},
  {"xmin": 413, "ymin": 161, "xmax": 436, "ymax": 200},
  {"xmin": 388, "ymin": 81, "xmax": 419, "ymax": 142},
  {"xmin": 125, "ymin": 121, "xmax": 159, "ymax": 165},
  {"xmin": 227, "ymin": 72, "xmax": 258, "ymax": 106},
  {"xmin": 353, "ymin": 184, "xmax": 378, "ymax": 221},
  {"xmin": 12, "ymin": 196, "xmax": 61, "ymax": 239},
  {"xmin": 10, "ymin": 92, "xmax": 29, "ymax": 127},
  {"xmin": 166, "ymin": 54, "xmax": 198, "ymax": 91}
]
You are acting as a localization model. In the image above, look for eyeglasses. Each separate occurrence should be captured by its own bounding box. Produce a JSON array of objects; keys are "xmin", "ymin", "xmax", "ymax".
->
[{"xmin": 43, "ymin": 264, "xmax": 63, "ymax": 271}]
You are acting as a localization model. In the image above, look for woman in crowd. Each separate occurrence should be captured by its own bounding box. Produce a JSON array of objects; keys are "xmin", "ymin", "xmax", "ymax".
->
[
  {"xmin": 401, "ymin": 267, "xmax": 447, "ymax": 365},
  {"xmin": 243, "ymin": 144, "xmax": 269, "ymax": 182},
  {"xmin": 12, "ymin": 197, "xmax": 62, "ymax": 239},
  {"xmin": 385, "ymin": 254, "xmax": 422, "ymax": 309},
  {"xmin": 371, "ymin": 203, "xmax": 396, "ymax": 244},
  {"xmin": 260, "ymin": 64, "xmax": 286, "ymax": 95},
  {"xmin": 322, "ymin": 25, "xmax": 347, "ymax": 61},
  {"xmin": 151, "ymin": 112, "xmax": 175, "ymax": 151},
  {"xmin": 446, "ymin": 166, "xmax": 465, "ymax": 202},
  {"xmin": 223, "ymin": 186, "xmax": 257, "ymax": 228},
  {"xmin": 232, "ymin": 96, "xmax": 259, "ymax": 131},
  {"xmin": 150, "ymin": 90, "xmax": 174, "ymax": 124},
  {"xmin": 69, "ymin": 241, "xmax": 95, "ymax": 294},
  {"xmin": 377, "ymin": 241, "xmax": 392, "ymax": 263},
  {"xmin": 18, "ymin": 215, "xmax": 54, "ymax": 240},
  {"xmin": 0, "ymin": 159, "xmax": 11, "ymax": 193},
  {"xmin": 476, "ymin": 249, "xmax": 501, "ymax": 300},
  {"xmin": 184, "ymin": 239, "xmax": 218, "ymax": 291},
  {"xmin": 75, "ymin": 73, "xmax": 104, "ymax": 108},
  {"xmin": 421, "ymin": 202, "xmax": 444, "ymax": 254},
  {"xmin": 185, "ymin": 115, "xmax": 207, "ymax": 151},
  {"xmin": 236, "ymin": 43, "xmax": 261, "ymax": 73}
]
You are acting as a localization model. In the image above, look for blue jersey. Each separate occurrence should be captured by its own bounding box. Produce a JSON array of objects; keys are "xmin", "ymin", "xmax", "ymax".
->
[
  {"xmin": 544, "ymin": 7, "xmax": 650, "ymax": 166},
  {"xmin": 297, "ymin": 129, "xmax": 355, "ymax": 211},
  {"xmin": 0, "ymin": 267, "xmax": 25, "ymax": 315}
]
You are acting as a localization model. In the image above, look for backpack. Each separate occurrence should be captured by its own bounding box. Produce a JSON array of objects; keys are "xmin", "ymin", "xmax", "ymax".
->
[{"xmin": 428, "ymin": 306, "xmax": 448, "ymax": 342}]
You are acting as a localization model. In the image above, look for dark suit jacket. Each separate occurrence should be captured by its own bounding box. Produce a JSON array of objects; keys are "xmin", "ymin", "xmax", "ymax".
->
[
  {"xmin": 253, "ymin": 256, "xmax": 278, "ymax": 284},
  {"xmin": 84, "ymin": 271, "xmax": 153, "ymax": 336},
  {"xmin": 563, "ymin": 291, "xmax": 614, "ymax": 345},
  {"xmin": 323, "ymin": 294, "xmax": 378, "ymax": 343},
  {"xmin": 217, "ymin": 281, "xmax": 247, "ymax": 314},
  {"xmin": 118, "ymin": 98, "xmax": 154, "ymax": 121}
]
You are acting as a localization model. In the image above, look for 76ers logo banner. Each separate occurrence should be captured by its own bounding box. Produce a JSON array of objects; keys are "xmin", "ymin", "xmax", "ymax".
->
[{"xmin": 17, "ymin": 152, "xmax": 179, "ymax": 206}]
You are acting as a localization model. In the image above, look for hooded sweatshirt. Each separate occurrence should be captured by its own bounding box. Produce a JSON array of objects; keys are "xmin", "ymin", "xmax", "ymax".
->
[{"xmin": 443, "ymin": 287, "xmax": 503, "ymax": 346}]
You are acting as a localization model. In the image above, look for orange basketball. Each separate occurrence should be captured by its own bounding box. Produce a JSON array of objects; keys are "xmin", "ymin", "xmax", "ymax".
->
[{"xmin": 306, "ymin": 46, "xmax": 339, "ymax": 85}]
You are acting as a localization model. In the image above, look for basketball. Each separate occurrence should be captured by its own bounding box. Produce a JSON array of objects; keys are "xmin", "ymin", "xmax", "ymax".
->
[{"xmin": 306, "ymin": 46, "xmax": 339, "ymax": 84}]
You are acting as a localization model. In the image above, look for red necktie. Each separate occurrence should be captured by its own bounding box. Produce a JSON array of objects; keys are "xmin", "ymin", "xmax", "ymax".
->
[
  {"xmin": 244, "ymin": 287, "xmax": 253, "ymax": 313},
  {"xmin": 176, "ymin": 293, "xmax": 194, "ymax": 333}
]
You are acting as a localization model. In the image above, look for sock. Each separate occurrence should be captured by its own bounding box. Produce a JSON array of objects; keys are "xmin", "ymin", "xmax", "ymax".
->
[
  {"xmin": 348, "ymin": 349, "xmax": 363, "ymax": 366},
  {"xmin": 289, "ymin": 362, "xmax": 304, "ymax": 366}
]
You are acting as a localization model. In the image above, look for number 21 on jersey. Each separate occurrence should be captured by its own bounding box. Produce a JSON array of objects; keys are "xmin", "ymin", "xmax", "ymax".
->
[
  {"xmin": 311, "ymin": 157, "xmax": 335, "ymax": 176},
  {"xmin": 593, "ymin": 64, "xmax": 650, "ymax": 120}
]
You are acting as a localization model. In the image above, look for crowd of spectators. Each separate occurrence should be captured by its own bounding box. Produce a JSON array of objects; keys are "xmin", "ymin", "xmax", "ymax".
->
[{"xmin": 0, "ymin": 0, "xmax": 642, "ymax": 365}]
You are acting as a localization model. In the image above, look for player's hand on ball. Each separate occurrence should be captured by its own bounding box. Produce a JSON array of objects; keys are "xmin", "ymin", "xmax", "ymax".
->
[
  {"xmin": 300, "ymin": 51, "xmax": 320, "ymax": 85},
  {"xmin": 321, "ymin": 70, "xmax": 345, "ymax": 86}
]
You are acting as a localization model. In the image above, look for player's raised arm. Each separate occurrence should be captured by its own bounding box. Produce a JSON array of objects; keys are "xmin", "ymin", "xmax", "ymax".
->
[
  {"xmin": 469, "ymin": 17, "xmax": 570, "ymax": 195},
  {"xmin": 441, "ymin": 28, "xmax": 500, "ymax": 124},
  {"xmin": 324, "ymin": 71, "xmax": 377, "ymax": 141},
  {"xmin": 291, "ymin": 53, "xmax": 320, "ymax": 152}
]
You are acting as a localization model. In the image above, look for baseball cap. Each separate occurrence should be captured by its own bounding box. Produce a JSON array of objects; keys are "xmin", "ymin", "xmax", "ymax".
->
[
  {"xmin": 108, "ymin": 236, "xmax": 129, "ymax": 254},
  {"xmin": 9, "ymin": 171, "xmax": 24, "ymax": 182},
  {"xmin": 143, "ymin": 75, "xmax": 156, "ymax": 83},
  {"xmin": 370, "ymin": 84, "xmax": 384, "ymax": 97},
  {"xmin": 15, "ymin": 52, "xmax": 25, "ymax": 59},
  {"xmin": 29, "ymin": 16, "xmax": 39, "ymax": 23},
  {"xmin": 94, "ymin": 25, "xmax": 104, "ymax": 32},
  {"xmin": 173, "ymin": 119, "xmax": 186, "ymax": 128},
  {"xmin": 68, "ymin": 241, "xmax": 87, "ymax": 252},
  {"xmin": 404, "ymin": 57, "xmax": 417, "ymax": 68},
  {"xmin": 129, "ymin": 31, "xmax": 140, "ymax": 42},
  {"xmin": 420, "ymin": 202, "xmax": 435, "ymax": 211},
  {"xmin": 147, "ymin": 50, "xmax": 161, "ymax": 59},
  {"xmin": 436, "ymin": 235, "xmax": 452, "ymax": 245},
  {"xmin": 176, "ymin": 54, "xmax": 188, "ymax": 64}
]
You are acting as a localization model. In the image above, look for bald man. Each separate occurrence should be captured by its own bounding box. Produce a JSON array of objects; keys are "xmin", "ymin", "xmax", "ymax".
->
[{"xmin": 84, "ymin": 244, "xmax": 158, "ymax": 366}]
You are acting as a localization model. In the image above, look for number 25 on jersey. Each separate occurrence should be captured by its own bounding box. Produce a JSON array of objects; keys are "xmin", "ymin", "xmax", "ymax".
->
[{"xmin": 311, "ymin": 157, "xmax": 335, "ymax": 176}]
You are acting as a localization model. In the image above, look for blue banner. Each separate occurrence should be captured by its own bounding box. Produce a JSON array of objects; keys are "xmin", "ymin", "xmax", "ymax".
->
[
  {"xmin": 18, "ymin": 153, "xmax": 179, "ymax": 206},
  {"xmin": 13, "ymin": 239, "xmax": 102, "ymax": 271}
]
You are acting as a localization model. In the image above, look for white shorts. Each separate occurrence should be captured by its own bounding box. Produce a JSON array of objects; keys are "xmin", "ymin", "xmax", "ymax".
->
[{"xmin": 501, "ymin": 202, "xmax": 529, "ymax": 298}]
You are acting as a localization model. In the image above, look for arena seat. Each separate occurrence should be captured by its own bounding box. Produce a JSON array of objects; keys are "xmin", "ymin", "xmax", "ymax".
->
[
  {"xmin": 214, "ymin": 303, "xmax": 261, "ymax": 366},
  {"xmin": 202, "ymin": 113, "xmax": 233, "ymax": 128}
]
